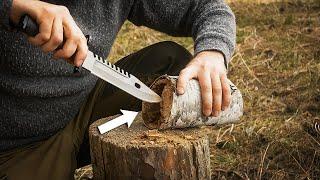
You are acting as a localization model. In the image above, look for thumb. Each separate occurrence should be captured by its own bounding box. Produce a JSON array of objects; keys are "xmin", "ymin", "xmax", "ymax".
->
[{"xmin": 177, "ymin": 67, "xmax": 196, "ymax": 95}]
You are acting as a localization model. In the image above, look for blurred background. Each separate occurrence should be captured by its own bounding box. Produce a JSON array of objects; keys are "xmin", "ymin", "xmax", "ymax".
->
[{"xmin": 76, "ymin": 0, "xmax": 320, "ymax": 179}]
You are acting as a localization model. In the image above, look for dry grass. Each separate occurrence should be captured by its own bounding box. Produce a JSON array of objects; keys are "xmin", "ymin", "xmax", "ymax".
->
[
  {"xmin": 76, "ymin": 0, "xmax": 320, "ymax": 179},
  {"xmin": 212, "ymin": 0, "xmax": 320, "ymax": 179}
]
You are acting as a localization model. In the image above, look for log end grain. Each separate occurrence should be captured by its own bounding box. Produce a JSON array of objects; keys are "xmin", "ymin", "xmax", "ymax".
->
[{"xmin": 142, "ymin": 77, "xmax": 174, "ymax": 129}]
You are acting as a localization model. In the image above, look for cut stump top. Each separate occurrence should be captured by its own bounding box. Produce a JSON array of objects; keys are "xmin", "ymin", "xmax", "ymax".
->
[
  {"xmin": 89, "ymin": 113, "xmax": 214, "ymax": 179},
  {"xmin": 89, "ymin": 113, "xmax": 214, "ymax": 148}
]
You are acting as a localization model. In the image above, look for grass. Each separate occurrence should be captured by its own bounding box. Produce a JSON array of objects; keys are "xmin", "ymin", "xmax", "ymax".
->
[{"xmin": 76, "ymin": 0, "xmax": 320, "ymax": 179}]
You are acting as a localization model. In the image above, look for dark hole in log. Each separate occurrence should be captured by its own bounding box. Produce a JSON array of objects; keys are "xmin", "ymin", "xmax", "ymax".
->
[{"xmin": 142, "ymin": 78, "xmax": 173, "ymax": 129}]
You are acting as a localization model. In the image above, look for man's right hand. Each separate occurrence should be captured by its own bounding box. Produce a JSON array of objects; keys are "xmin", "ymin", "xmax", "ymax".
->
[{"xmin": 10, "ymin": 0, "xmax": 88, "ymax": 67}]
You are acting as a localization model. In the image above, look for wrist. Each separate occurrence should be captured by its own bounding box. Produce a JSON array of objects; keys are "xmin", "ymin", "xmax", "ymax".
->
[
  {"xmin": 196, "ymin": 51, "xmax": 224, "ymax": 62},
  {"xmin": 196, "ymin": 50, "xmax": 228, "ymax": 70}
]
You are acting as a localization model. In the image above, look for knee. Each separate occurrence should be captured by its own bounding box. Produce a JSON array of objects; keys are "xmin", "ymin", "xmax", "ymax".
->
[
  {"xmin": 156, "ymin": 41, "xmax": 183, "ymax": 49},
  {"xmin": 147, "ymin": 41, "xmax": 192, "ymax": 75},
  {"xmin": 149, "ymin": 41, "xmax": 193, "ymax": 68},
  {"xmin": 153, "ymin": 41, "xmax": 192, "ymax": 59}
]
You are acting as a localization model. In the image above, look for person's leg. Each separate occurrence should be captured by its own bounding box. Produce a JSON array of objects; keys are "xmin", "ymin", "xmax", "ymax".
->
[
  {"xmin": 93, "ymin": 41, "xmax": 192, "ymax": 118},
  {"xmin": 0, "ymin": 78, "xmax": 104, "ymax": 180},
  {"xmin": 0, "ymin": 41, "xmax": 192, "ymax": 179},
  {"xmin": 76, "ymin": 41, "xmax": 192, "ymax": 167}
]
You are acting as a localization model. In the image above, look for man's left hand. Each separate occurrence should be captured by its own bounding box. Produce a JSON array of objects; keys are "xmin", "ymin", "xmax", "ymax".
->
[{"xmin": 177, "ymin": 51, "xmax": 231, "ymax": 117}]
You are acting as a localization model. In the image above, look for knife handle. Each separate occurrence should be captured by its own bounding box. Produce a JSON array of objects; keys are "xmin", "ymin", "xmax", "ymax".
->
[
  {"xmin": 17, "ymin": 15, "xmax": 91, "ymax": 43},
  {"xmin": 17, "ymin": 15, "xmax": 39, "ymax": 36},
  {"xmin": 17, "ymin": 15, "xmax": 90, "ymax": 74}
]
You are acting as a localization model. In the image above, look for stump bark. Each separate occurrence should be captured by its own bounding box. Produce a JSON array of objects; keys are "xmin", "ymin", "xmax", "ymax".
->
[
  {"xmin": 142, "ymin": 75, "xmax": 243, "ymax": 130},
  {"xmin": 89, "ymin": 114, "xmax": 213, "ymax": 180}
]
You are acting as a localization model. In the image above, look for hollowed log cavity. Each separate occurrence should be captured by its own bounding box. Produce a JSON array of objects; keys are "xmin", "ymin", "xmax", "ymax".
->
[{"xmin": 142, "ymin": 78, "xmax": 174, "ymax": 129}]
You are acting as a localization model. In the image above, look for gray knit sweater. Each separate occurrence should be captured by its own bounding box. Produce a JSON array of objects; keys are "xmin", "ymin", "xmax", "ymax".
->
[{"xmin": 0, "ymin": 0, "xmax": 236, "ymax": 152}]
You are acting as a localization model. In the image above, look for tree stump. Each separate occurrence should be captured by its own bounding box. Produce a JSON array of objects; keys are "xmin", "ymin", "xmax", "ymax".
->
[{"xmin": 89, "ymin": 114, "xmax": 213, "ymax": 180}]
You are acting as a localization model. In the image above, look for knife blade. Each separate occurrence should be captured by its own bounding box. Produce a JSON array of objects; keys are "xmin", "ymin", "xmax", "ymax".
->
[{"xmin": 17, "ymin": 15, "xmax": 162, "ymax": 103}]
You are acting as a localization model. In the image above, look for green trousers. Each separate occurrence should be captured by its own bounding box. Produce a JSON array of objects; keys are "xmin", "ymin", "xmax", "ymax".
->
[{"xmin": 0, "ymin": 41, "xmax": 192, "ymax": 180}]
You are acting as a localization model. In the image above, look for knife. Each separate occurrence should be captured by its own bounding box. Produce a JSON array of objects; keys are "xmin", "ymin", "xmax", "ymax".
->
[{"xmin": 17, "ymin": 15, "xmax": 162, "ymax": 103}]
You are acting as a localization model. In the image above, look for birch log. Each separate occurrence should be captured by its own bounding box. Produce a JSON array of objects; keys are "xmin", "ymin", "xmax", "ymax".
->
[
  {"xmin": 142, "ymin": 75, "xmax": 243, "ymax": 130},
  {"xmin": 89, "ymin": 114, "xmax": 212, "ymax": 180}
]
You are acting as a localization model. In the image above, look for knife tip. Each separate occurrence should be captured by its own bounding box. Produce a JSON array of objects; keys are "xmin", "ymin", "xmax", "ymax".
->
[{"xmin": 148, "ymin": 94, "xmax": 162, "ymax": 103}]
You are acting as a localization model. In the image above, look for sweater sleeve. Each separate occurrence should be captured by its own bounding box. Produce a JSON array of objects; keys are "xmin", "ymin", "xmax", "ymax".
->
[
  {"xmin": 0, "ymin": 0, "xmax": 13, "ymax": 30},
  {"xmin": 128, "ymin": 0, "xmax": 236, "ymax": 65}
]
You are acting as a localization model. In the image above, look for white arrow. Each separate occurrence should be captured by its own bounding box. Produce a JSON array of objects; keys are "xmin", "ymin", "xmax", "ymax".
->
[{"xmin": 98, "ymin": 109, "xmax": 138, "ymax": 134}]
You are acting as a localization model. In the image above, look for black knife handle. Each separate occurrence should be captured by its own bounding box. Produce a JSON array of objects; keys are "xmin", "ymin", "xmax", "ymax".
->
[
  {"xmin": 17, "ymin": 15, "xmax": 90, "ymax": 74},
  {"xmin": 17, "ymin": 15, "xmax": 91, "ymax": 39},
  {"xmin": 17, "ymin": 15, "xmax": 39, "ymax": 37},
  {"xmin": 17, "ymin": 15, "xmax": 91, "ymax": 42}
]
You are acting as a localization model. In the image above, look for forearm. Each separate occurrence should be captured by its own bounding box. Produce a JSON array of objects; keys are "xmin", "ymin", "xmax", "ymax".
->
[
  {"xmin": 192, "ymin": 0, "xmax": 236, "ymax": 66},
  {"xmin": 128, "ymin": 0, "xmax": 236, "ymax": 65}
]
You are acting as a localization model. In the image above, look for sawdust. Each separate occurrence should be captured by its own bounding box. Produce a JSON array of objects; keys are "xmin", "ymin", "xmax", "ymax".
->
[{"xmin": 91, "ymin": 113, "xmax": 213, "ymax": 147}]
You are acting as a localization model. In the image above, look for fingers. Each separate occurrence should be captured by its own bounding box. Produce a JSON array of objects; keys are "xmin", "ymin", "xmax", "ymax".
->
[
  {"xmin": 54, "ymin": 39, "xmax": 77, "ymax": 60},
  {"xmin": 211, "ymin": 71, "xmax": 222, "ymax": 117},
  {"xmin": 22, "ymin": 3, "xmax": 87, "ymax": 66},
  {"xmin": 178, "ymin": 51, "xmax": 230, "ymax": 117},
  {"xmin": 177, "ymin": 67, "xmax": 196, "ymax": 95},
  {"xmin": 73, "ymin": 39, "xmax": 88, "ymax": 67},
  {"xmin": 199, "ymin": 70, "xmax": 213, "ymax": 117},
  {"xmin": 41, "ymin": 17, "xmax": 63, "ymax": 52},
  {"xmin": 28, "ymin": 17, "xmax": 54, "ymax": 46},
  {"xmin": 59, "ymin": 16, "xmax": 87, "ymax": 66},
  {"xmin": 221, "ymin": 74, "xmax": 231, "ymax": 111},
  {"xmin": 53, "ymin": 37, "xmax": 87, "ymax": 66},
  {"xmin": 177, "ymin": 63, "xmax": 229, "ymax": 117}
]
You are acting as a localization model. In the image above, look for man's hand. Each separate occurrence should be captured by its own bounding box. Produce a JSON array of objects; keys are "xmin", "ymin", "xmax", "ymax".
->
[
  {"xmin": 10, "ymin": 0, "xmax": 87, "ymax": 67},
  {"xmin": 177, "ymin": 51, "xmax": 231, "ymax": 117}
]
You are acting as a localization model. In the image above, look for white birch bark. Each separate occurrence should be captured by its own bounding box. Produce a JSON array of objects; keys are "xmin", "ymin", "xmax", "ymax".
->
[{"xmin": 142, "ymin": 75, "xmax": 243, "ymax": 130}]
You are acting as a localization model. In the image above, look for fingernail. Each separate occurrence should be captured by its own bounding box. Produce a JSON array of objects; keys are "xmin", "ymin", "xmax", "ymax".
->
[
  {"xmin": 203, "ymin": 110, "xmax": 210, "ymax": 117},
  {"xmin": 177, "ymin": 87, "xmax": 184, "ymax": 94},
  {"xmin": 213, "ymin": 111, "xmax": 220, "ymax": 117}
]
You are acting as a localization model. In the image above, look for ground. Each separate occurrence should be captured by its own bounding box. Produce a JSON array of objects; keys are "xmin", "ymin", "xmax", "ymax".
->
[{"xmin": 75, "ymin": 0, "xmax": 320, "ymax": 179}]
